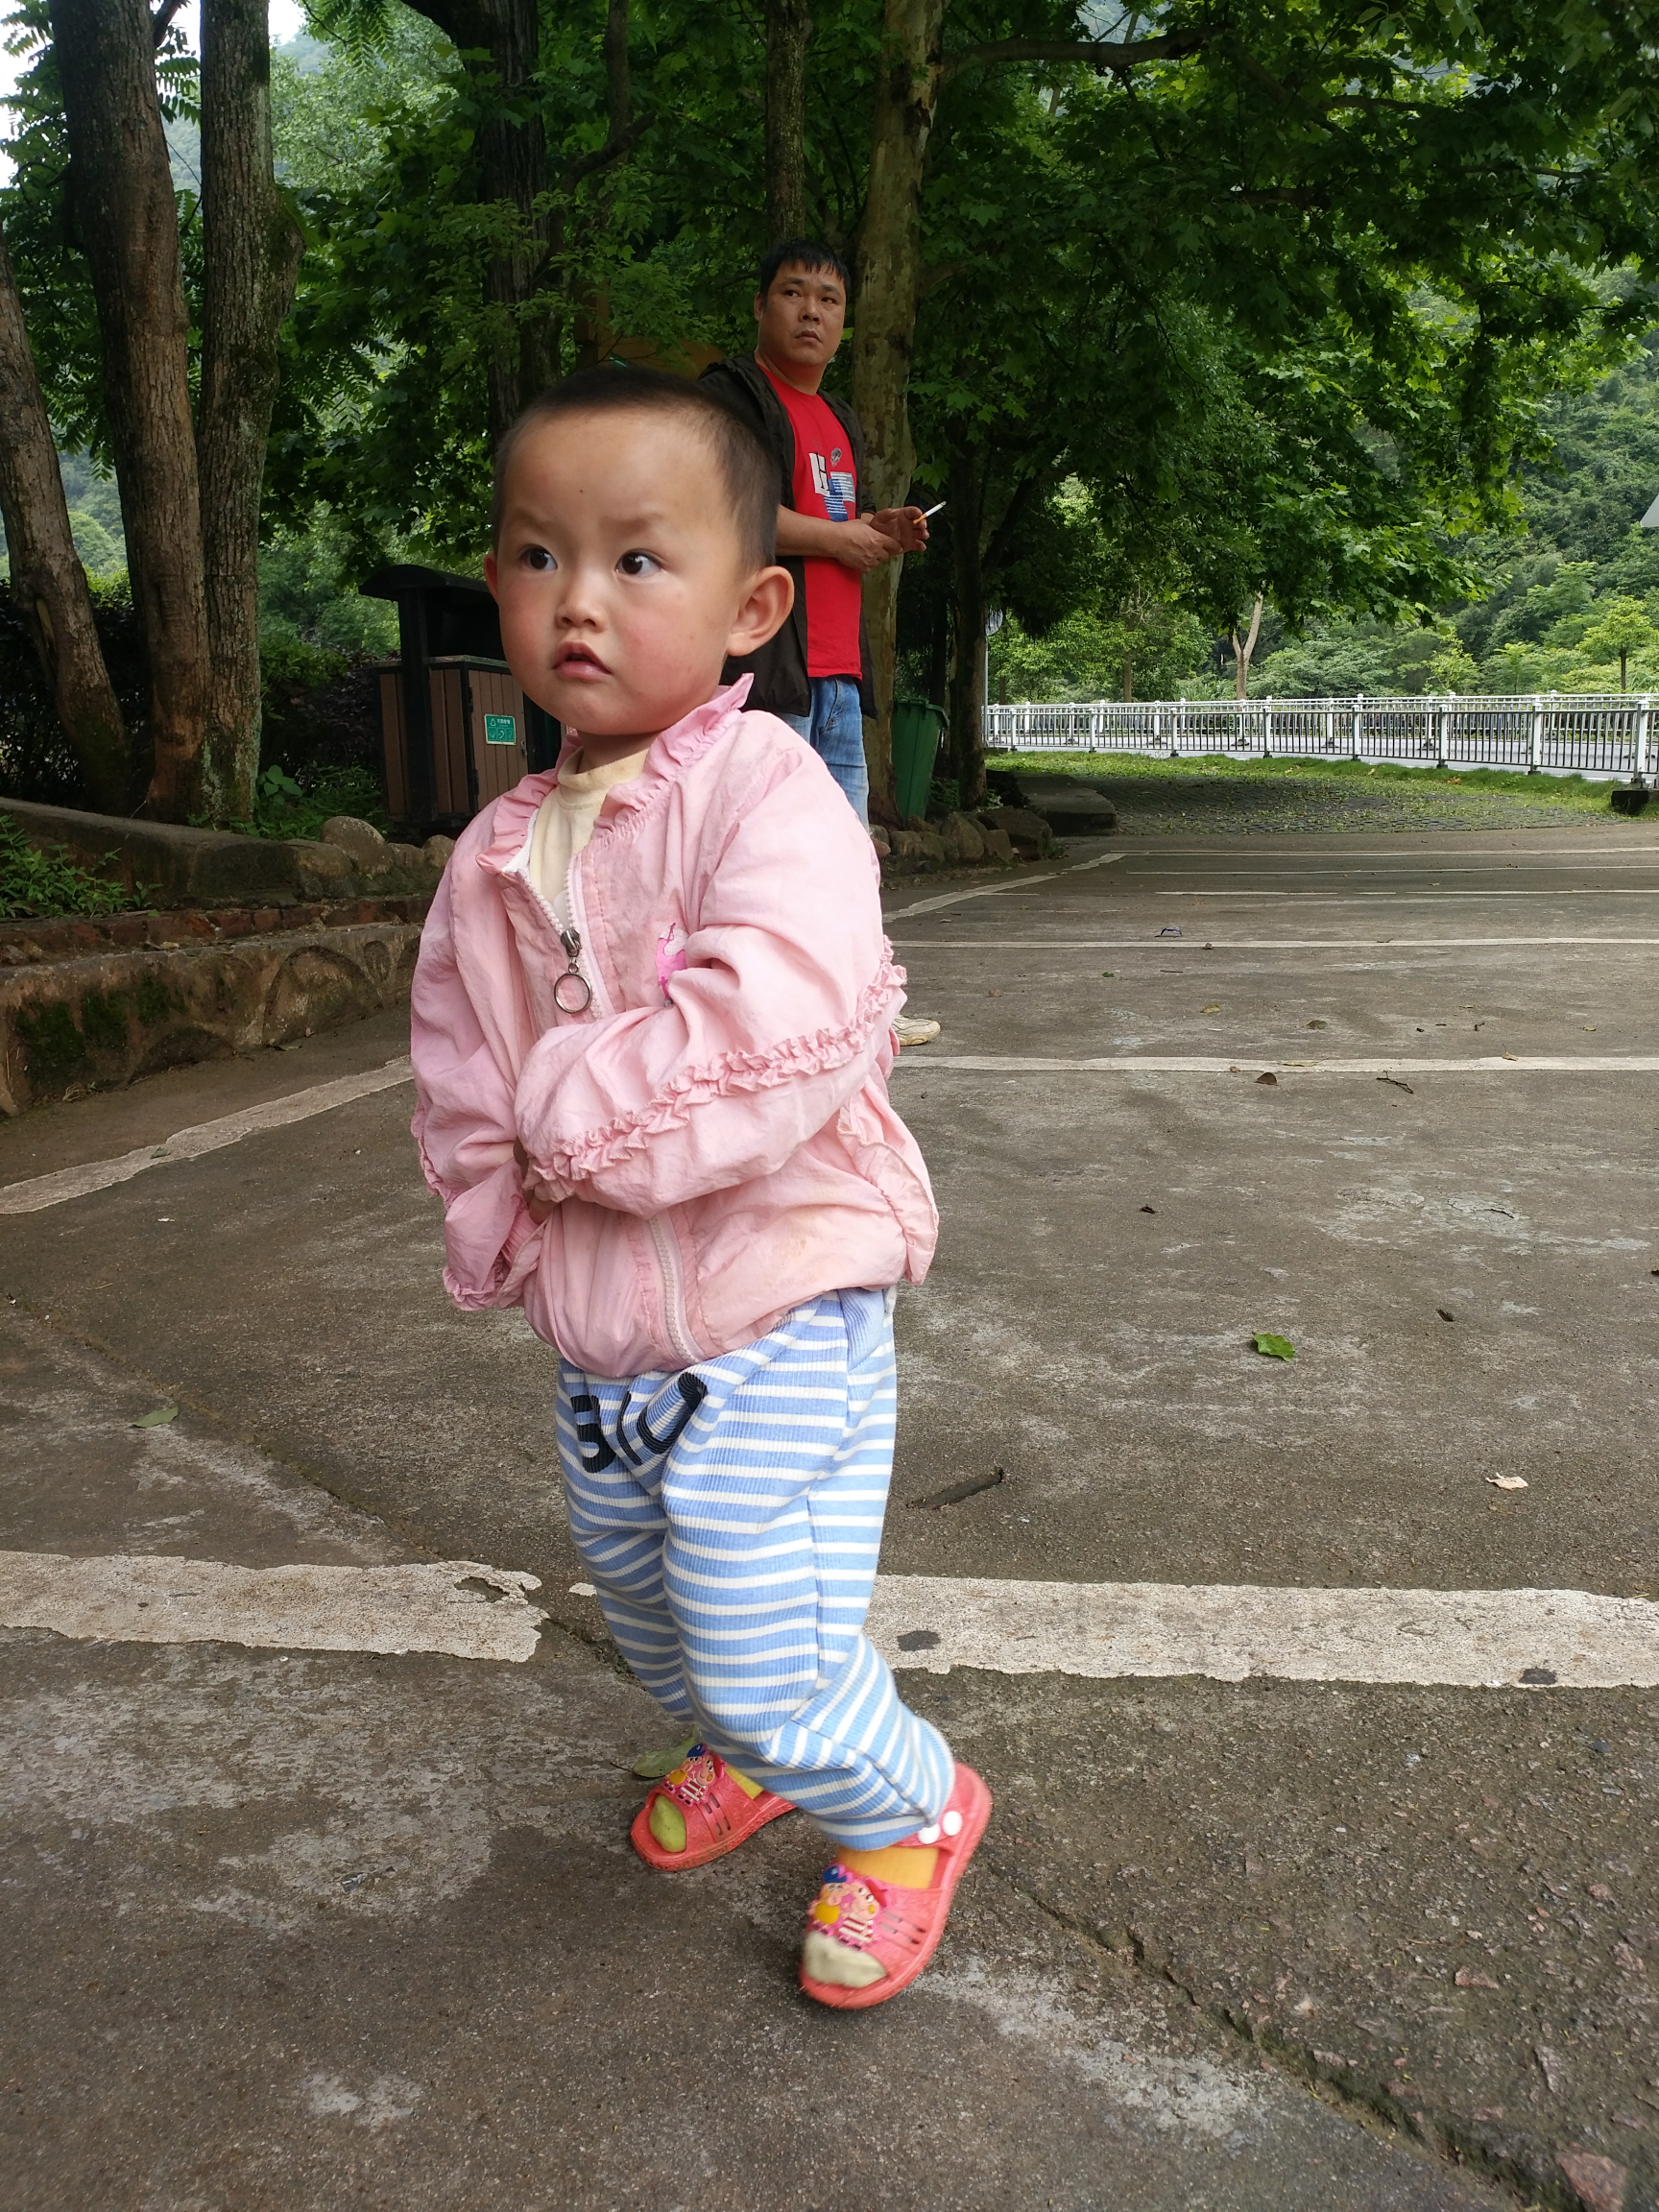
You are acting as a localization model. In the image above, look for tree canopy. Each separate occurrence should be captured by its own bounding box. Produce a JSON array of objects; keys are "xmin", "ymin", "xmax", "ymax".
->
[{"xmin": 3, "ymin": 0, "xmax": 1659, "ymax": 815}]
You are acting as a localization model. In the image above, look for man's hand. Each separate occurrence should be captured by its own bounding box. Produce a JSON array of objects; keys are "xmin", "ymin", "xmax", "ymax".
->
[
  {"xmin": 776, "ymin": 506, "xmax": 905, "ymax": 570},
  {"xmin": 515, "ymin": 1138, "xmax": 556, "ymax": 1224},
  {"xmin": 830, "ymin": 517, "xmax": 904, "ymax": 572},
  {"xmin": 872, "ymin": 505, "xmax": 930, "ymax": 553}
]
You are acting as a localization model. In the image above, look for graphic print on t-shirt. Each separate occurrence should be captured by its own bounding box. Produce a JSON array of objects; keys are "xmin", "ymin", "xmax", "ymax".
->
[
  {"xmin": 759, "ymin": 362, "xmax": 864, "ymax": 680},
  {"xmin": 809, "ymin": 448, "xmax": 858, "ymax": 524}
]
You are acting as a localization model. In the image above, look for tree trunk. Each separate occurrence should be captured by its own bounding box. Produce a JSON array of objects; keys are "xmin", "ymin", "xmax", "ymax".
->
[
  {"xmin": 0, "ymin": 219, "xmax": 129, "ymax": 813},
  {"xmin": 198, "ymin": 0, "xmax": 304, "ymax": 823},
  {"xmin": 852, "ymin": 0, "xmax": 947, "ymax": 818},
  {"xmin": 406, "ymin": 0, "xmax": 550, "ymax": 447},
  {"xmin": 1122, "ymin": 650, "xmax": 1133, "ymax": 702},
  {"xmin": 765, "ymin": 0, "xmax": 813, "ymax": 243},
  {"xmin": 944, "ymin": 443, "xmax": 987, "ymax": 806},
  {"xmin": 53, "ymin": 0, "xmax": 209, "ymax": 821},
  {"xmin": 1232, "ymin": 593, "xmax": 1262, "ymax": 700}
]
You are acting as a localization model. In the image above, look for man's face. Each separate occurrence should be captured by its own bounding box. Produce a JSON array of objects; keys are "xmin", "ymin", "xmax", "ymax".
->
[{"xmin": 754, "ymin": 262, "xmax": 847, "ymax": 382}]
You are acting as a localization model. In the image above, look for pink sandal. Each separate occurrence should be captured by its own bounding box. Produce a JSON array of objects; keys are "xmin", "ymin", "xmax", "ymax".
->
[
  {"xmin": 799, "ymin": 1765, "xmax": 993, "ymax": 2009},
  {"xmin": 629, "ymin": 1742, "xmax": 795, "ymax": 1871}
]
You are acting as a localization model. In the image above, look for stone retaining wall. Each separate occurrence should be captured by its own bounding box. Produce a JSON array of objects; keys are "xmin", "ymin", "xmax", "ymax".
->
[{"xmin": 0, "ymin": 906, "xmax": 426, "ymax": 1116}]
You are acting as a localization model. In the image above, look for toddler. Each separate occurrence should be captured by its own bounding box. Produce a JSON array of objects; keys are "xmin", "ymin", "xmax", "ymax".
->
[{"xmin": 410, "ymin": 366, "xmax": 990, "ymax": 2008}]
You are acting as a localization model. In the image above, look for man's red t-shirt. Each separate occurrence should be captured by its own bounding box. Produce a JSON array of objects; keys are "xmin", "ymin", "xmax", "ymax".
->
[{"xmin": 759, "ymin": 361, "xmax": 864, "ymax": 680}]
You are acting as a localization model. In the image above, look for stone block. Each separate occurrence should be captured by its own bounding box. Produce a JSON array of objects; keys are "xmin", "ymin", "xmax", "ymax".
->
[
  {"xmin": 320, "ymin": 816, "xmax": 393, "ymax": 873},
  {"xmin": 941, "ymin": 811, "xmax": 986, "ymax": 863},
  {"xmin": 982, "ymin": 805, "xmax": 1054, "ymax": 860},
  {"xmin": 422, "ymin": 834, "xmax": 457, "ymax": 869},
  {"xmin": 286, "ymin": 839, "xmax": 353, "ymax": 893}
]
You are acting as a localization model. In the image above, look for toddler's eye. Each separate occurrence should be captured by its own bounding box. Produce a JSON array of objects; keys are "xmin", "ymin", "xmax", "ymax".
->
[
  {"xmin": 617, "ymin": 549, "xmax": 661, "ymax": 578},
  {"xmin": 519, "ymin": 543, "xmax": 555, "ymax": 572}
]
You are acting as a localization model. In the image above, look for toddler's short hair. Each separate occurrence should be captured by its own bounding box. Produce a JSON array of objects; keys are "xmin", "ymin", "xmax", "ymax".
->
[{"xmin": 492, "ymin": 367, "xmax": 778, "ymax": 572}]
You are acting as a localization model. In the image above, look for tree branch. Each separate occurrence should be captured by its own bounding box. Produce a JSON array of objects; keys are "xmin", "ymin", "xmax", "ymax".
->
[
  {"xmin": 150, "ymin": 0, "xmax": 184, "ymax": 42},
  {"xmin": 562, "ymin": 108, "xmax": 655, "ymax": 192},
  {"xmin": 943, "ymin": 27, "xmax": 1216, "ymax": 79}
]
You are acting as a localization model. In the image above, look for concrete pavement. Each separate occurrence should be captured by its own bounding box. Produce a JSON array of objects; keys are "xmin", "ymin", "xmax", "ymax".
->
[{"xmin": 3, "ymin": 816, "xmax": 1658, "ymax": 2207}]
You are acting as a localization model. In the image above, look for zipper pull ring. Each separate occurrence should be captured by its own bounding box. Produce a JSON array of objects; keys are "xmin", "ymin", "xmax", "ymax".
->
[{"xmin": 553, "ymin": 925, "xmax": 593, "ymax": 1014}]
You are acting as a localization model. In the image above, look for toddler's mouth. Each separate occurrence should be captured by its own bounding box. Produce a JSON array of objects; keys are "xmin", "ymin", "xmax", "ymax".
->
[{"xmin": 555, "ymin": 645, "xmax": 610, "ymax": 677}]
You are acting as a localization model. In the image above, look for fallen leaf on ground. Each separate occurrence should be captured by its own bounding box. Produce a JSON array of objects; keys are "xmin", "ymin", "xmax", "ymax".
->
[
  {"xmin": 1140, "ymin": 1203, "xmax": 1157, "ymax": 1214},
  {"xmin": 1253, "ymin": 1333, "xmax": 1295, "ymax": 1360},
  {"xmin": 1377, "ymin": 1075, "xmax": 1414, "ymax": 1093},
  {"xmin": 1256, "ymin": 1070, "xmax": 1278, "ymax": 1086},
  {"xmin": 1437, "ymin": 1308, "xmax": 1455, "ymax": 1322},
  {"xmin": 132, "ymin": 1406, "xmax": 178, "ymax": 1429},
  {"xmin": 632, "ymin": 1734, "xmax": 696, "ymax": 1781},
  {"xmin": 1455, "ymin": 1966, "xmax": 1499, "ymax": 1988},
  {"xmin": 1202, "ymin": 1003, "xmax": 1220, "ymax": 1013},
  {"xmin": 1486, "ymin": 1474, "xmax": 1528, "ymax": 1490}
]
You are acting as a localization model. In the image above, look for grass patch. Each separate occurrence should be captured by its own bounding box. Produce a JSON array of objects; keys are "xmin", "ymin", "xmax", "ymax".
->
[
  {"xmin": 998, "ymin": 749, "xmax": 1619, "ymax": 814},
  {"xmin": 0, "ymin": 816, "xmax": 147, "ymax": 919}
]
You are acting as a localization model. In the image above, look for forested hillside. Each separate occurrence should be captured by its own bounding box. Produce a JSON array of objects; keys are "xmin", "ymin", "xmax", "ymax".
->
[{"xmin": 991, "ymin": 333, "xmax": 1659, "ymax": 705}]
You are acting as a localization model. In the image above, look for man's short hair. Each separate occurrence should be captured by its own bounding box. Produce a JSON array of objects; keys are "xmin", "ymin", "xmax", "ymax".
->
[
  {"xmin": 757, "ymin": 237, "xmax": 851, "ymax": 301},
  {"xmin": 492, "ymin": 366, "xmax": 778, "ymax": 572}
]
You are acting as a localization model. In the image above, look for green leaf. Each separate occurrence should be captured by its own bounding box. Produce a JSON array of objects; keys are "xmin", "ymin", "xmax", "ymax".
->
[
  {"xmin": 1252, "ymin": 1334, "xmax": 1295, "ymax": 1361},
  {"xmin": 631, "ymin": 1734, "xmax": 696, "ymax": 1781},
  {"xmin": 132, "ymin": 1405, "xmax": 179, "ymax": 1428}
]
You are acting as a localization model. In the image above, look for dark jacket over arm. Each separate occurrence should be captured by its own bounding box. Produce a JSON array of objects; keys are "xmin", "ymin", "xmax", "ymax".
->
[{"xmin": 699, "ymin": 353, "xmax": 876, "ymax": 718}]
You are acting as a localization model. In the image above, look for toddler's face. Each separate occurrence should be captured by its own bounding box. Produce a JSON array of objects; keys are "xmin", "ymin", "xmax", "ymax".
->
[{"xmin": 486, "ymin": 410, "xmax": 790, "ymax": 759}]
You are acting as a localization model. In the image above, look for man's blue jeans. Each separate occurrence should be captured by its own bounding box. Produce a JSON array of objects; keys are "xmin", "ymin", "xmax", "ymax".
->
[{"xmin": 780, "ymin": 675, "xmax": 868, "ymax": 824}]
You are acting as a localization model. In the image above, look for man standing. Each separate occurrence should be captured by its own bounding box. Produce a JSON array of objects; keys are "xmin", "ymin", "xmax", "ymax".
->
[{"xmin": 701, "ymin": 238, "xmax": 939, "ymax": 1044}]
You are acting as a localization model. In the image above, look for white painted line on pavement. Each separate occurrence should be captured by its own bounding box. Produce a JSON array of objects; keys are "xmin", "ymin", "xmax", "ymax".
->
[
  {"xmin": 893, "ymin": 1053, "xmax": 1659, "ymax": 1074},
  {"xmin": 866, "ymin": 1576, "xmax": 1659, "ymax": 1690},
  {"xmin": 1157, "ymin": 888, "xmax": 1659, "ymax": 900},
  {"xmin": 1120, "ymin": 859, "xmax": 1659, "ymax": 877},
  {"xmin": 0, "ymin": 1057, "xmax": 414, "ymax": 1215},
  {"xmin": 884, "ymin": 852, "xmax": 1121, "ymax": 922},
  {"xmin": 891, "ymin": 935, "xmax": 1659, "ymax": 951},
  {"xmin": 12, "ymin": 1550, "xmax": 1648, "ymax": 1690},
  {"xmin": 1124, "ymin": 840, "xmax": 1659, "ymax": 859},
  {"xmin": 0, "ymin": 1551, "xmax": 545, "ymax": 1661}
]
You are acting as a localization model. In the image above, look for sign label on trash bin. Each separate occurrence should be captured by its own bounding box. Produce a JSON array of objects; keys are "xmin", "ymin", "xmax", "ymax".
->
[{"xmin": 484, "ymin": 713, "xmax": 517, "ymax": 746}]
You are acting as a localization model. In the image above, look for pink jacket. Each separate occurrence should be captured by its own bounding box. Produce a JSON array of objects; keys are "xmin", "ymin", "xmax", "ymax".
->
[{"xmin": 410, "ymin": 681, "xmax": 938, "ymax": 1378}]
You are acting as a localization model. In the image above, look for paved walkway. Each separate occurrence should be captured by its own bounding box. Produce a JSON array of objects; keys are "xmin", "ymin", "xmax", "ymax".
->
[{"xmin": 5, "ymin": 818, "xmax": 1658, "ymax": 2210}]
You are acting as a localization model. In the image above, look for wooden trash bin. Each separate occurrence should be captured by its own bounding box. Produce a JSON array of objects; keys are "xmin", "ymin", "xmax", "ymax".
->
[{"xmin": 361, "ymin": 564, "xmax": 560, "ymax": 835}]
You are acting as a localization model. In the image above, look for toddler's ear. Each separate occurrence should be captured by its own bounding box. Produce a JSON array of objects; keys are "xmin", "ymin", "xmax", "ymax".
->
[
  {"xmin": 728, "ymin": 564, "xmax": 794, "ymax": 659},
  {"xmin": 484, "ymin": 550, "xmax": 499, "ymax": 599}
]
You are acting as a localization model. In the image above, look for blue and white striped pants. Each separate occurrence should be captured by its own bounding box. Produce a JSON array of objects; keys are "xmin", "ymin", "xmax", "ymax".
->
[{"xmin": 556, "ymin": 1287, "xmax": 953, "ymax": 1849}]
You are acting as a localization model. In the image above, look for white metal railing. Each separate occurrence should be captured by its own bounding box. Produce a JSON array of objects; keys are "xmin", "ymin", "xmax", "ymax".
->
[{"xmin": 982, "ymin": 694, "xmax": 1652, "ymax": 780}]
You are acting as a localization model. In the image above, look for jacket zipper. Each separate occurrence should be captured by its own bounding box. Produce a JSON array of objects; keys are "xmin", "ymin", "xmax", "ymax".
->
[{"xmin": 565, "ymin": 843, "xmax": 701, "ymax": 1367}]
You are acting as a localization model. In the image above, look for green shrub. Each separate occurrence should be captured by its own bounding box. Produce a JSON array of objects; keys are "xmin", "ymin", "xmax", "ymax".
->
[
  {"xmin": 232, "ymin": 760, "xmax": 392, "ymax": 842},
  {"xmin": 259, "ymin": 625, "xmax": 349, "ymax": 699},
  {"xmin": 0, "ymin": 817, "xmax": 147, "ymax": 918}
]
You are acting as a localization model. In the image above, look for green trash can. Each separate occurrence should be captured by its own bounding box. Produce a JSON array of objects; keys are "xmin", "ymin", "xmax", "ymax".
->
[{"xmin": 891, "ymin": 699, "xmax": 946, "ymax": 823}]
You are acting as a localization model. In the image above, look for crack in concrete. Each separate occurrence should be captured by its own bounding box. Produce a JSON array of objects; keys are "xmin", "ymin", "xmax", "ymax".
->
[{"xmin": 983, "ymin": 1844, "xmax": 1574, "ymax": 2211}]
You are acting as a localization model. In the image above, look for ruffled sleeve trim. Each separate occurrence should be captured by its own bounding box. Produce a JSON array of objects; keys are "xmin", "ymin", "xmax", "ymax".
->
[{"xmin": 542, "ymin": 955, "xmax": 903, "ymax": 1190}]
